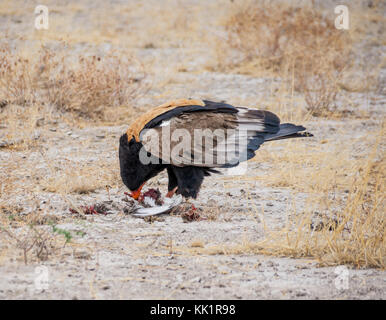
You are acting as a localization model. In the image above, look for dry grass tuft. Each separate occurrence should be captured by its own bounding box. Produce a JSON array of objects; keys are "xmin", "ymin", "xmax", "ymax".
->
[
  {"xmin": 222, "ymin": 2, "xmax": 348, "ymax": 68},
  {"xmin": 218, "ymin": 1, "xmax": 360, "ymax": 116},
  {"xmin": 190, "ymin": 240, "xmax": 205, "ymax": 248},
  {"xmin": 0, "ymin": 103, "xmax": 42, "ymax": 150},
  {"xmin": 0, "ymin": 44, "xmax": 147, "ymax": 120}
]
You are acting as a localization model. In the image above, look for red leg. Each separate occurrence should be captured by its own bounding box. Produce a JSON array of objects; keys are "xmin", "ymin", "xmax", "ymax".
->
[{"xmin": 166, "ymin": 187, "xmax": 178, "ymax": 198}]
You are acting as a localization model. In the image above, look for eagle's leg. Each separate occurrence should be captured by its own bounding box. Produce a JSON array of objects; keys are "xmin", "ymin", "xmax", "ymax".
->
[
  {"xmin": 166, "ymin": 187, "xmax": 178, "ymax": 198},
  {"xmin": 170, "ymin": 166, "xmax": 204, "ymax": 199},
  {"xmin": 166, "ymin": 167, "xmax": 178, "ymax": 198}
]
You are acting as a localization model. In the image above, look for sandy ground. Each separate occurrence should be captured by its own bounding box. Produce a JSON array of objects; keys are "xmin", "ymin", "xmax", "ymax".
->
[
  {"xmin": 0, "ymin": 0, "xmax": 385, "ymax": 299},
  {"xmin": 1, "ymin": 74, "xmax": 385, "ymax": 299}
]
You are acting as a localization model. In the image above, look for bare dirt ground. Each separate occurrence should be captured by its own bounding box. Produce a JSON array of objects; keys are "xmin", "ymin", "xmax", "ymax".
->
[{"xmin": 0, "ymin": 0, "xmax": 385, "ymax": 299}]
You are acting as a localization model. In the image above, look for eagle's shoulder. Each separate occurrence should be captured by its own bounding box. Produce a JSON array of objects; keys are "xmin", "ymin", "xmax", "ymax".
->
[{"xmin": 126, "ymin": 99, "xmax": 205, "ymax": 142}]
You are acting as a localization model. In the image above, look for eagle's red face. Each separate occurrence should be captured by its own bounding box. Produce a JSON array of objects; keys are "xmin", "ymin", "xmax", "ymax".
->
[
  {"xmin": 130, "ymin": 182, "xmax": 145, "ymax": 200},
  {"xmin": 119, "ymin": 99, "xmax": 312, "ymax": 200}
]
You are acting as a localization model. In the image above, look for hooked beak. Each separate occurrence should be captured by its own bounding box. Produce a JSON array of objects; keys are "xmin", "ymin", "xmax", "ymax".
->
[{"xmin": 130, "ymin": 182, "xmax": 145, "ymax": 200}]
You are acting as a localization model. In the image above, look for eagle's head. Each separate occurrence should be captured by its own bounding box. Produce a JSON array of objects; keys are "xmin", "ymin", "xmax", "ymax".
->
[{"xmin": 119, "ymin": 133, "xmax": 164, "ymax": 199}]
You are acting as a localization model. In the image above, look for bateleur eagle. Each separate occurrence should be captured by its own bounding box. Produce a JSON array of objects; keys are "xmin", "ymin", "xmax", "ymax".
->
[{"xmin": 119, "ymin": 99, "xmax": 312, "ymax": 200}]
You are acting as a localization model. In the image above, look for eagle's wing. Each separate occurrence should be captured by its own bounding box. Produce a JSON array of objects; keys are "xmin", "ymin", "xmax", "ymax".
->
[{"xmin": 139, "ymin": 101, "xmax": 281, "ymax": 168}]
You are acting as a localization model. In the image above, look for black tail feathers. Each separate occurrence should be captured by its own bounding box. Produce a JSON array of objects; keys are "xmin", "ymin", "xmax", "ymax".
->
[{"xmin": 264, "ymin": 123, "xmax": 313, "ymax": 141}]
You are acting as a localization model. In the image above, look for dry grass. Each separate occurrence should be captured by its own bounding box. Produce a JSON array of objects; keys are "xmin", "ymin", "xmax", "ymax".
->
[
  {"xmin": 40, "ymin": 161, "xmax": 120, "ymax": 195},
  {"xmin": 260, "ymin": 126, "xmax": 385, "ymax": 268},
  {"xmin": 179, "ymin": 123, "xmax": 385, "ymax": 268},
  {"xmin": 221, "ymin": 2, "xmax": 348, "ymax": 68},
  {"xmin": 0, "ymin": 103, "xmax": 42, "ymax": 149},
  {"xmin": 0, "ymin": 44, "xmax": 147, "ymax": 120},
  {"xmin": 217, "ymin": 0, "xmax": 382, "ymax": 116}
]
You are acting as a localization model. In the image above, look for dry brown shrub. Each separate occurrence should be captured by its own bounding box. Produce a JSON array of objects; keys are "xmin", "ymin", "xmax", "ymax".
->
[
  {"xmin": 0, "ymin": 44, "xmax": 147, "ymax": 119},
  {"xmin": 225, "ymin": 4, "xmax": 344, "ymax": 64},
  {"xmin": 219, "ymin": 1, "xmax": 352, "ymax": 116},
  {"xmin": 0, "ymin": 46, "xmax": 36, "ymax": 105}
]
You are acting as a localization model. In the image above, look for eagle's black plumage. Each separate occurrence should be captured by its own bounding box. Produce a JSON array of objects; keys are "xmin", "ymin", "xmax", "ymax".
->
[
  {"xmin": 119, "ymin": 100, "xmax": 312, "ymax": 199},
  {"xmin": 119, "ymin": 133, "xmax": 165, "ymax": 192},
  {"xmin": 119, "ymin": 133, "xmax": 218, "ymax": 198}
]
